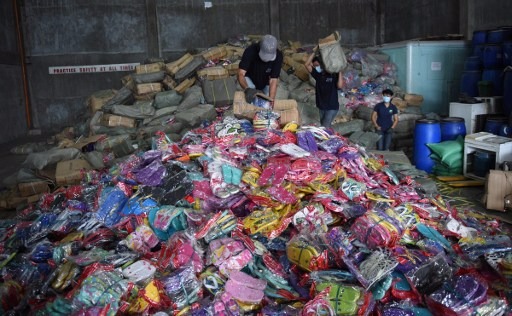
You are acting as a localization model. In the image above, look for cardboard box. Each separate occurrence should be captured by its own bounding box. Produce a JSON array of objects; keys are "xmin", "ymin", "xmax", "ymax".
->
[
  {"xmin": 135, "ymin": 62, "xmax": 164, "ymax": 74},
  {"xmin": 202, "ymin": 46, "xmax": 228, "ymax": 61},
  {"xmin": 87, "ymin": 89, "xmax": 117, "ymax": 113},
  {"xmin": 233, "ymin": 91, "xmax": 301, "ymax": 126},
  {"xmin": 56, "ymin": 159, "xmax": 92, "ymax": 186},
  {"xmin": 165, "ymin": 53, "xmax": 194, "ymax": 76},
  {"xmin": 483, "ymin": 170, "xmax": 512, "ymax": 211},
  {"xmin": 224, "ymin": 61, "xmax": 240, "ymax": 76},
  {"xmin": 18, "ymin": 181, "xmax": 50, "ymax": 197},
  {"xmin": 174, "ymin": 77, "xmax": 196, "ymax": 94},
  {"xmin": 197, "ymin": 66, "xmax": 229, "ymax": 80},
  {"xmin": 135, "ymin": 83, "xmax": 162, "ymax": 95},
  {"xmin": 404, "ymin": 93, "xmax": 424, "ymax": 106},
  {"xmin": 101, "ymin": 114, "xmax": 136, "ymax": 128}
]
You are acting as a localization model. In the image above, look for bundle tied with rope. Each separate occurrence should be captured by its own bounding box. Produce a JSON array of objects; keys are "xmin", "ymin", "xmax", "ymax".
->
[{"xmin": 318, "ymin": 31, "xmax": 348, "ymax": 74}]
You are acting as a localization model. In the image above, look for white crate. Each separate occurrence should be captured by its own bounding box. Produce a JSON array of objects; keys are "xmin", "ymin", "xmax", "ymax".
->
[{"xmin": 449, "ymin": 102, "xmax": 488, "ymax": 134}]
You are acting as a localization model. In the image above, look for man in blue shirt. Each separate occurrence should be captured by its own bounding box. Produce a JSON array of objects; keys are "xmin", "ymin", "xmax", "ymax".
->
[
  {"xmin": 372, "ymin": 89, "xmax": 399, "ymax": 150},
  {"xmin": 305, "ymin": 52, "xmax": 344, "ymax": 128},
  {"xmin": 238, "ymin": 35, "xmax": 283, "ymax": 105}
]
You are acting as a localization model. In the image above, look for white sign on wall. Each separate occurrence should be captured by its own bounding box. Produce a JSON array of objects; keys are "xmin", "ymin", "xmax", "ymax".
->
[{"xmin": 49, "ymin": 63, "xmax": 140, "ymax": 75}]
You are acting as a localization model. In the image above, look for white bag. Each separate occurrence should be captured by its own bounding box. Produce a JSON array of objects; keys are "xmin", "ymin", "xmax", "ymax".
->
[{"xmin": 319, "ymin": 31, "xmax": 348, "ymax": 74}]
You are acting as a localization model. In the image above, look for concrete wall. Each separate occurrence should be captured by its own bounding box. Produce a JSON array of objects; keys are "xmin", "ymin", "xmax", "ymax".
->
[
  {"xmin": 1, "ymin": 0, "xmax": 512, "ymax": 144},
  {"xmin": 0, "ymin": 0, "xmax": 28, "ymax": 144}
]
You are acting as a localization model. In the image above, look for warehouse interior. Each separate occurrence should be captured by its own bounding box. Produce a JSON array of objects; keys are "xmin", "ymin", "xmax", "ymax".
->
[{"xmin": 1, "ymin": 0, "xmax": 512, "ymax": 315}]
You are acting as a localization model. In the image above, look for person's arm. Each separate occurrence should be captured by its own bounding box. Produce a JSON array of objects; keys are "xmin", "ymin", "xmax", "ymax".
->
[
  {"xmin": 268, "ymin": 78, "xmax": 278, "ymax": 100},
  {"xmin": 391, "ymin": 113, "xmax": 399, "ymax": 129},
  {"xmin": 237, "ymin": 68, "xmax": 249, "ymax": 90},
  {"xmin": 372, "ymin": 110, "xmax": 380, "ymax": 130},
  {"xmin": 337, "ymin": 71, "xmax": 344, "ymax": 89},
  {"xmin": 305, "ymin": 52, "xmax": 315, "ymax": 73}
]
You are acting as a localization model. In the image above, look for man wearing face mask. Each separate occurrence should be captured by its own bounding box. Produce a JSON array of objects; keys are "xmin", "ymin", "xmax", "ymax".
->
[
  {"xmin": 238, "ymin": 34, "xmax": 283, "ymax": 107},
  {"xmin": 372, "ymin": 89, "xmax": 399, "ymax": 151},
  {"xmin": 305, "ymin": 52, "xmax": 344, "ymax": 128}
]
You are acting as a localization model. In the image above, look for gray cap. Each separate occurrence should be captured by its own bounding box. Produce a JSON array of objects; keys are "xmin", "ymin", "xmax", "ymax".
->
[{"xmin": 259, "ymin": 34, "xmax": 277, "ymax": 62}]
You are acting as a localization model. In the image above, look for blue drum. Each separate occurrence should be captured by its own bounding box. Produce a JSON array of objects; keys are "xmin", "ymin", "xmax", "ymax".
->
[
  {"xmin": 485, "ymin": 117, "xmax": 508, "ymax": 134},
  {"xmin": 460, "ymin": 71, "xmax": 482, "ymax": 97},
  {"xmin": 482, "ymin": 69, "xmax": 504, "ymax": 96},
  {"xmin": 441, "ymin": 117, "xmax": 466, "ymax": 141},
  {"xmin": 483, "ymin": 44, "xmax": 503, "ymax": 69},
  {"xmin": 414, "ymin": 119, "xmax": 441, "ymax": 173}
]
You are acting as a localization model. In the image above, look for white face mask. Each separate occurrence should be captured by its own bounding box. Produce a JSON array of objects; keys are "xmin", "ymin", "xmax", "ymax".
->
[
  {"xmin": 315, "ymin": 66, "xmax": 322, "ymax": 73},
  {"xmin": 383, "ymin": 96, "xmax": 391, "ymax": 103}
]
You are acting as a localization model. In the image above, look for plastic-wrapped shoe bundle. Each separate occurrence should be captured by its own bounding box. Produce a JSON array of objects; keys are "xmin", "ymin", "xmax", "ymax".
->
[
  {"xmin": 160, "ymin": 265, "xmax": 202, "ymax": 311},
  {"xmin": 426, "ymin": 274, "xmax": 507, "ymax": 316},
  {"xmin": 350, "ymin": 207, "xmax": 406, "ymax": 249},
  {"xmin": 314, "ymin": 282, "xmax": 373, "ymax": 316},
  {"xmin": 72, "ymin": 266, "xmax": 130, "ymax": 316}
]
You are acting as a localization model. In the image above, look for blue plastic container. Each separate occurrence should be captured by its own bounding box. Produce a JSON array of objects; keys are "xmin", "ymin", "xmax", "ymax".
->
[
  {"xmin": 473, "ymin": 151, "xmax": 495, "ymax": 177},
  {"xmin": 482, "ymin": 69, "xmax": 504, "ymax": 96},
  {"xmin": 464, "ymin": 56, "xmax": 482, "ymax": 71},
  {"xmin": 488, "ymin": 29, "xmax": 505, "ymax": 43},
  {"xmin": 485, "ymin": 117, "xmax": 507, "ymax": 134},
  {"xmin": 472, "ymin": 30, "xmax": 487, "ymax": 46},
  {"xmin": 503, "ymin": 41, "xmax": 512, "ymax": 66},
  {"xmin": 473, "ymin": 45, "xmax": 485, "ymax": 62},
  {"xmin": 440, "ymin": 117, "xmax": 466, "ymax": 141},
  {"xmin": 483, "ymin": 44, "xmax": 503, "ymax": 69},
  {"xmin": 460, "ymin": 71, "xmax": 482, "ymax": 97},
  {"xmin": 504, "ymin": 69, "xmax": 512, "ymax": 117},
  {"xmin": 414, "ymin": 119, "xmax": 441, "ymax": 173},
  {"xmin": 499, "ymin": 124, "xmax": 512, "ymax": 137}
]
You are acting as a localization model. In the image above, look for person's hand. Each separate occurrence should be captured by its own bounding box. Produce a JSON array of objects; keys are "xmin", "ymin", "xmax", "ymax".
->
[
  {"xmin": 375, "ymin": 125, "xmax": 381, "ymax": 130},
  {"xmin": 269, "ymin": 100, "xmax": 275, "ymax": 109},
  {"xmin": 244, "ymin": 88, "xmax": 259, "ymax": 103}
]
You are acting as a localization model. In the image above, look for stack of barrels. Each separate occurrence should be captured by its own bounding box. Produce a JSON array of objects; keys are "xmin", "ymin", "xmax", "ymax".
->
[{"xmin": 461, "ymin": 27, "xmax": 512, "ymax": 99}]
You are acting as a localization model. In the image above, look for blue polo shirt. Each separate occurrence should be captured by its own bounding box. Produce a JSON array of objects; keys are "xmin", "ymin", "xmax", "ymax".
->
[{"xmin": 373, "ymin": 102, "xmax": 398, "ymax": 131}]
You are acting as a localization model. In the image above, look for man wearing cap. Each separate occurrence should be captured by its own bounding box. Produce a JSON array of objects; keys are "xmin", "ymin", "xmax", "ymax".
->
[{"xmin": 238, "ymin": 34, "xmax": 283, "ymax": 105}]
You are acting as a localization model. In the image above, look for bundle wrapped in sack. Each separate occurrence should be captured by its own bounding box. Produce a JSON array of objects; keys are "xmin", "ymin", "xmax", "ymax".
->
[{"xmin": 318, "ymin": 31, "xmax": 348, "ymax": 74}]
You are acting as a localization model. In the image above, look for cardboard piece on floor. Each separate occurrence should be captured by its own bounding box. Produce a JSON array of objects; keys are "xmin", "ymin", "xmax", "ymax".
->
[
  {"xmin": 483, "ymin": 170, "xmax": 512, "ymax": 211},
  {"xmin": 56, "ymin": 159, "xmax": 92, "ymax": 186}
]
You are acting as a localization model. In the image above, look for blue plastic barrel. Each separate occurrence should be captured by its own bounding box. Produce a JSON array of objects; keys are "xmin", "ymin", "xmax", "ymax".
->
[
  {"xmin": 473, "ymin": 45, "xmax": 485, "ymax": 62},
  {"xmin": 460, "ymin": 71, "xmax": 482, "ymax": 97},
  {"xmin": 440, "ymin": 117, "xmax": 466, "ymax": 141},
  {"xmin": 414, "ymin": 119, "xmax": 441, "ymax": 173},
  {"xmin": 504, "ymin": 69, "xmax": 512, "ymax": 117},
  {"xmin": 474, "ymin": 151, "xmax": 495, "ymax": 177},
  {"xmin": 488, "ymin": 29, "xmax": 505, "ymax": 43},
  {"xmin": 483, "ymin": 44, "xmax": 503, "ymax": 69},
  {"xmin": 482, "ymin": 69, "xmax": 504, "ymax": 96},
  {"xmin": 464, "ymin": 56, "xmax": 482, "ymax": 71},
  {"xmin": 499, "ymin": 124, "xmax": 512, "ymax": 137},
  {"xmin": 485, "ymin": 117, "xmax": 507, "ymax": 134},
  {"xmin": 472, "ymin": 30, "xmax": 487, "ymax": 46},
  {"xmin": 503, "ymin": 41, "xmax": 512, "ymax": 66}
]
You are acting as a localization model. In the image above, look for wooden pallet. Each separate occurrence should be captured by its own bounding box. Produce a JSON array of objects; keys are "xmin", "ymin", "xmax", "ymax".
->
[{"xmin": 436, "ymin": 175, "xmax": 484, "ymax": 187}]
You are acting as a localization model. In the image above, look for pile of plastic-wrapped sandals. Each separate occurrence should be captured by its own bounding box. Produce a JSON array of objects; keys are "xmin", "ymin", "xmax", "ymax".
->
[{"xmin": 0, "ymin": 114, "xmax": 511, "ymax": 316}]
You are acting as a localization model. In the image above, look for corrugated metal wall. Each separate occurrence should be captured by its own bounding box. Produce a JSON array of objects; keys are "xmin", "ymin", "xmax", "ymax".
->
[{"xmin": 0, "ymin": 0, "xmax": 511, "ymax": 143}]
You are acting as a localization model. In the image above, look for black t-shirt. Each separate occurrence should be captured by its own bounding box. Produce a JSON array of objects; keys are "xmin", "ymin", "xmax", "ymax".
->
[
  {"xmin": 310, "ymin": 69, "xmax": 339, "ymax": 110},
  {"xmin": 239, "ymin": 43, "xmax": 283, "ymax": 90}
]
